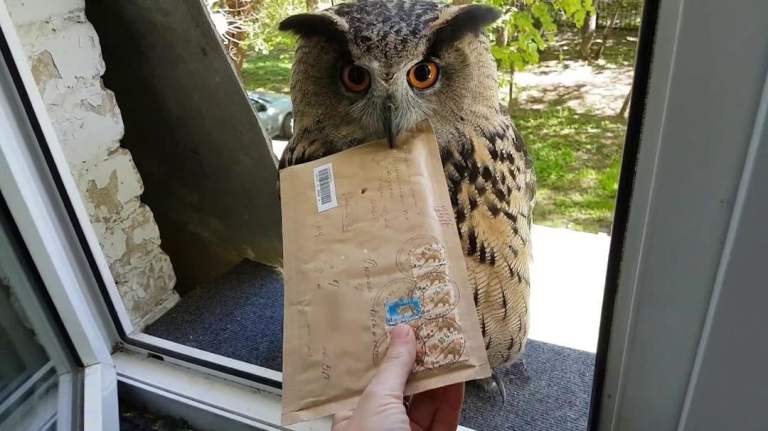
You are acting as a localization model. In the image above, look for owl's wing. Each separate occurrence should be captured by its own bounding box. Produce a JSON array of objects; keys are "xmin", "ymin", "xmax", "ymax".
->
[{"xmin": 445, "ymin": 119, "xmax": 535, "ymax": 368}]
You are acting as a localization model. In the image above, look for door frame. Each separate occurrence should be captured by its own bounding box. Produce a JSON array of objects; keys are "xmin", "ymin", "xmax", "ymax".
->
[{"xmin": 592, "ymin": 0, "xmax": 768, "ymax": 430}]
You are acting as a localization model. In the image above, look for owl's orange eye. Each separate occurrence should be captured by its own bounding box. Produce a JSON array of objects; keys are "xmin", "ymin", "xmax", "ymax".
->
[
  {"xmin": 407, "ymin": 61, "xmax": 439, "ymax": 90},
  {"xmin": 341, "ymin": 64, "xmax": 370, "ymax": 93}
]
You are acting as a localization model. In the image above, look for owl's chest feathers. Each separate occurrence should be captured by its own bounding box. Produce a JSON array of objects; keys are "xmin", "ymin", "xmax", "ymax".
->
[{"xmin": 440, "ymin": 120, "xmax": 533, "ymax": 269}]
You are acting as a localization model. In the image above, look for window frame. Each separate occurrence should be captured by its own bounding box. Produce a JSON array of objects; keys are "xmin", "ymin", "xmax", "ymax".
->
[
  {"xmin": 591, "ymin": 0, "xmax": 768, "ymax": 430},
  {"xmin": 0, "ymin": 6, "xmax": 118, "ymax": 430}
]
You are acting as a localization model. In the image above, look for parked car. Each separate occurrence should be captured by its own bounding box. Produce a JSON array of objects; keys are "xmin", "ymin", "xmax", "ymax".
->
[{"xmin": 248, "ymin": 91, "xmax": 293, "ymax": 139}]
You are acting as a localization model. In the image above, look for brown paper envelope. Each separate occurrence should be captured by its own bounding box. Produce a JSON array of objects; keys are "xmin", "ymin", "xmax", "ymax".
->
[{"xmin": 280, "ymin": 121, "xmax": 491, "ymax": 425}]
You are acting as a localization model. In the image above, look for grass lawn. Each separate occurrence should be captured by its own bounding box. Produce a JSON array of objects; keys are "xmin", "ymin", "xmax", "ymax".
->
[
  {"xmin": 517, "ymin": 29, "xmax": 637, "ymax": 232},
  {"xmin": 240, "ymin": 31, "xmax": 637, "ymax": 233},
  {"xmin": 241, "ymin": 50, "xmax": 293, "ymax": 93},
  {"xmin": 513, "ymin": 106, "xmax": 625, "ymax": 232}
]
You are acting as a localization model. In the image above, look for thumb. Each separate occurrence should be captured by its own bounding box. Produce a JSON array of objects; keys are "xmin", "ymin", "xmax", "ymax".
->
[{"xmin": 366, "ymin": 324, "xmax": 416, "ymax": 396}]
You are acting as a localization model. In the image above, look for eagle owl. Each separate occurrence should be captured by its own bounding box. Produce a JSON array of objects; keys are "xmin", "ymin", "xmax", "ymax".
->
[{"xmin": 279, "ymin": 0, "xmax": 535, "ymax": 383}]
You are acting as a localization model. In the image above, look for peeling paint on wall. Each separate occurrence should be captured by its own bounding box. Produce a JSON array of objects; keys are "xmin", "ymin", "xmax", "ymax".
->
[
  {"xmin": 30, "ymin": 50, "xmax": 61, "ymax": 87},
  {"xmin": 7, "ymin": 1, "xmax": 179, "ymax": 328}
]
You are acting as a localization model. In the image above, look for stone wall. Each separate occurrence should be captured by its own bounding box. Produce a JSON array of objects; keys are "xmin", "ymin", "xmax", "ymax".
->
[{"xmin": 6, "ymin": 0, "xmax": 179, "ymax": 329}]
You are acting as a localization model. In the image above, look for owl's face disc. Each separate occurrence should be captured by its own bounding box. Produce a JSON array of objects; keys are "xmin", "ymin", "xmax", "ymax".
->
[{"xmin": 279, "ymin": 0, "xmax": 502, "ymax": 164}]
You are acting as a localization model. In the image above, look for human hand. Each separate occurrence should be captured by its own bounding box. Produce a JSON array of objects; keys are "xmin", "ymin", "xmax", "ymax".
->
[{"xmin": 331, "ymin": 324, "xmax": 465, "ymax": 431}]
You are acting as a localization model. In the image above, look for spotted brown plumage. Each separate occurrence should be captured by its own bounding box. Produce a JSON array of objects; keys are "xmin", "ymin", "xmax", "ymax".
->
[
  {"xmin": 445, "ymin": 118, "xmax": 535, "ymax": 368},
  {"xmin": 279, "ymin": 0, "xmax": 535, "ymax": 379}
]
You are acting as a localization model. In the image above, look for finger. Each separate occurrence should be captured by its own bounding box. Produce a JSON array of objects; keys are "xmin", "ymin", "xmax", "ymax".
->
[
  {"xmin": 409, "ymin": 383, "xmax": 465, "ymax": 431},
  {"xmin": 429, "ymin": 383, "xmax": 465, "ymax": 430},
  {"xmin": 365, "ymin": 324, "xmax": 416, "ymax": 396},
  {"xmin": 409, "ymin": 386, "xmax": 445, "ymax": 429},
  {"xmin": 331, "ymin": 410, "xmax": 354, "ymax": 431}
]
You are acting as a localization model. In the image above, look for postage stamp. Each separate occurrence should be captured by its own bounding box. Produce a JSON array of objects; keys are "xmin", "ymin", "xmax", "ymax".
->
[
  {"xmin": 414, "ymin": 318, "xmax": 466, "ymax": 370},
  {"xmin": 385, "ymin": 297, "xmax": 423, "ymax": 326},
  {"xmin": 414, "ymin": 275, "xmax": 458, "ymax": 320},
  {"xmin": 370, "ymin": 278, "xmax": 417, "ymax": 340}
]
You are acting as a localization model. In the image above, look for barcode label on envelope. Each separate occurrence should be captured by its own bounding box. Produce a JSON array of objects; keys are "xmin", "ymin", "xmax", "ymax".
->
[{"xmin": 314, "ymin": 163, "xmax": 337, "ymax": 212}]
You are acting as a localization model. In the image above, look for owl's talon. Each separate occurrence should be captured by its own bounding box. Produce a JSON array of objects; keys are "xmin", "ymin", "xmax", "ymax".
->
[
  {"xmin": 493, "ymin": 371, "xmax": 508, "ymax": 404},
  {"xmin": 474, "ymin": 373, "xmax": 507, "ymax": 404}
]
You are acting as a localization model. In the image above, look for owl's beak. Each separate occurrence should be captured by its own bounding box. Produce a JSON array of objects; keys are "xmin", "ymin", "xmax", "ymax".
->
[{"xmin": 384, "ymin": 101, "xmax": 395, "ymax": 149}]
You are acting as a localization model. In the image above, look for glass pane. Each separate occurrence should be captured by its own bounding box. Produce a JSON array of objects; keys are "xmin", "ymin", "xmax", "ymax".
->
[
  {"xmin": 0, "ymin": 282, "xmax": 49, "ymax": 403},
  {"xmin": 0, "ymin": 205, "xmax": 63, "ymax": 430}
]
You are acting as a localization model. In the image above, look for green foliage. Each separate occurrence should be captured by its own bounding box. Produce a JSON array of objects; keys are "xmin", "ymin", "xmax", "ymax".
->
[
  {"xmin": 479, "ymin": 0, "xmax": 594, "ymax": 71},
  {"xmin": 250, "ymin": 0, "xmax": 303, "ymax": 54},
  {"xmin": 209, "ymin": 0, "xmax": 302, "ymax": 56}
]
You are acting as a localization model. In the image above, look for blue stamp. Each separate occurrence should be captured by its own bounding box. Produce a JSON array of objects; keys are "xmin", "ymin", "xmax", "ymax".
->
[{"xmin": 385, "ymin": 297, "xmax": 422, "ymax": 326}]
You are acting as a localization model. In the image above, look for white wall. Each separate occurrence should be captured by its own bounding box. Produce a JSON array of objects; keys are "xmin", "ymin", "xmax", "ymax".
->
[{"xmin": 5, "ymin": 0, "xmax": 179, "ymax": 328}]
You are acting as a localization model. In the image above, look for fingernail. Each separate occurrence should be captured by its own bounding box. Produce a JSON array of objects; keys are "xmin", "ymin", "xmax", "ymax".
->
[{"xmin": 391, "ymin": 324, "xmax": 411, "ymax": 341}]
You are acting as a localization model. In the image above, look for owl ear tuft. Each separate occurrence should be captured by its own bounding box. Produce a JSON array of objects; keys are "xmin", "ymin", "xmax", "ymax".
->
[
  {"xmin": 428, "ymin": 4, "xmax": 501, "ymax": 54},
  {"xmin": 279, "ymin": 13, "xmax": 348, "ymax": 47}
]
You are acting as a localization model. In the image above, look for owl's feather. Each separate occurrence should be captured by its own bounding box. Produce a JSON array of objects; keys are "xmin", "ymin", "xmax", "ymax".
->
[
  {"xmin": 444, "ymin": 119, "xmax": 535, "ymax": 367},
  {"xmin": 279, "ymin": 0, "xmax": 535, "ymax": 372}
]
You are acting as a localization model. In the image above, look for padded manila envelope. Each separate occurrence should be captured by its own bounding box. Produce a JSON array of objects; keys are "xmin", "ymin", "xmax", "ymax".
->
[{"xmin": 279, "ymin": 121, "xmax": 491, "ymax": 425}]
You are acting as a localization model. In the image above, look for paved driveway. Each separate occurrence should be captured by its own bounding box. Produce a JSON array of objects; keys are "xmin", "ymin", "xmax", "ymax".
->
[{"xmin": 529, "ymin": 225, "xmax": 610, "ymax": 352}]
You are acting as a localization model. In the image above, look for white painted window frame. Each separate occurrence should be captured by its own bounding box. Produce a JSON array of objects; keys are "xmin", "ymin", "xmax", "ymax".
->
[
  {"xmin": 0, "ymin": 5, "xmax": 118, "ymax": 430},
  {"xmin": 594, "ymin": 0, "xmax": 768, "ymax": 430}
]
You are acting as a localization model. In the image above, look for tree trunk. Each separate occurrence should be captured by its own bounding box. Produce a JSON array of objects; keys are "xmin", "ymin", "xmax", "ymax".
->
[
  {"xmin": 222, "ymin": 0, "xmax": 254, "ymax": 76},
  {"xmin": 495, "ymin": 26, "xmax": 508, "ymax": 48},
  {"xmin": 507, "ymin": 62, "xmax": 516, "ymax": 113},
  {"xmin": 595, "ymin": 1, "xmax": 622, "ymax": 60},
  {"xmin": 233, "ymin": 43, "xmax": 246, "ymax": 73},
  {"xmin": 618, "ymin": 88, "xmax": 632, "ymax": 118},
  {"xmin": 580, "ymin": 0, "xmax": 598, "ymax": 59},
  {"xmin": 306, "ymin": 0, "xmax": 319, "ymax": 12}
]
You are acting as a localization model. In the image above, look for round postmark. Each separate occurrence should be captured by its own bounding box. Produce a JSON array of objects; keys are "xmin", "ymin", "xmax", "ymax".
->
[
  {"xmin": 414, "ymin": 318, "xmax": 466, "ymax": 370},
  {"xmin": 413, "ymin": 272, "xmax": 459, "ymax": 320},
  {"xmin": 396, "ymin": 235, "xmax": 446, "ymax": 277}
]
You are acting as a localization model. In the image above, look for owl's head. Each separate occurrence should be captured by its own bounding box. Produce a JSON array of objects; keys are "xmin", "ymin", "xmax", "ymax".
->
[{"xmin": 279, "ymin": 0, "xmax": 501, "ymax": 163}]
